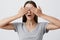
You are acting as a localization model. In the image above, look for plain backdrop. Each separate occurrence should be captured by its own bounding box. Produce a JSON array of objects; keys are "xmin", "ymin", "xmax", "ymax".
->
[{"xmin": 0, "ymin": 0, "xmax": 60, "ymax": 40}]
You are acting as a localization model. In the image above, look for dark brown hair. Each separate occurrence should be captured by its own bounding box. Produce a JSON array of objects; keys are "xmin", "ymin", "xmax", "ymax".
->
[{"xmin": 22, "ymin": 1, "xmax": 38, "ymax": 23}]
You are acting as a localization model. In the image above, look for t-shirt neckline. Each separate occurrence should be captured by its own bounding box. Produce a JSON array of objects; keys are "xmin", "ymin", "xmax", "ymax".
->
[{"xmin": 23, "ymin": 23, "xmax": 39, "ymax": 33}]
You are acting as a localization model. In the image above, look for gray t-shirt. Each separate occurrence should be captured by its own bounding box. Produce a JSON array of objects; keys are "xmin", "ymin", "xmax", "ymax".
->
[{"xmin": 13, "ymin": 22, "xmax": 49, "ymax": 40}]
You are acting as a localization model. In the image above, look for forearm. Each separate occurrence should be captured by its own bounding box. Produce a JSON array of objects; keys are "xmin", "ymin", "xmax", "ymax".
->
[
  {"xmin": 40, "ymin": 13, "xmax": 60, "ymax": 27},
  {"xmin": 0, "ymin": 14, "xmax": 21, "ymax": 27}
]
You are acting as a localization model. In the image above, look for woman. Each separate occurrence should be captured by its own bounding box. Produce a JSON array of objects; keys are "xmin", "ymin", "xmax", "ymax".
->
[{"xmin": 0, "ymin": 1, "xmax": 60, "ymax": 40}]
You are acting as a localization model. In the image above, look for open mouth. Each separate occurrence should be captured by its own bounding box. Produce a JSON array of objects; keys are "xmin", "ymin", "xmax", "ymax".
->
[{"xmin": 28, "ymin": 15, "xmax": 31, "ymax": 16}]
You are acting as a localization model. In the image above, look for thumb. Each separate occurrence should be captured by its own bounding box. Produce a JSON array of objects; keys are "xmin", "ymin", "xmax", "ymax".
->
[
  {"xmin": 37, "ymin": 6, "xmax": 41, "ymax": 10},
  {"xmin": 38, "ymin": 6, "xmax": 42, "ymax": 12}
]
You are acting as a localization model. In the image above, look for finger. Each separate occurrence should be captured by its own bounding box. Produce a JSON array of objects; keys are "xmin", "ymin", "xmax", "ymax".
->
[
  {"xmin": 32, "ymin": 7, "xmax": 36, "ymax": 10},
  {"xmin": 23, "ymin": 7, "xmax": 29, "ymax": 14},
  {"xmin": 30, "ymin": 7, "xmax": 35, "ymax": 11},
  {"xmin": 25, "ymin": 7, "xmax": 30, "ymax": 11},
  {"xmin": 38, "ymin": 6, "xmax": 42, "ymax": 12},
  {"xmin": 30, "ymin": 8, "xmax": 34, "ymax": 13},
  {"xmin": 38, "ymin": 6, "xmax": 42, "ymax": 10},
  {"xmin": 37, "ymin": 6, "xmax": 40, "ymax": 9},
  {"xmin": 19, "ymin": 7, "xmax": 24, "ymax": 11}
]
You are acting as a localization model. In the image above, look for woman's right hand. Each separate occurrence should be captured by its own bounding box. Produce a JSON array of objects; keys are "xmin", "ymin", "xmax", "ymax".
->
[
  {"xmin": 0, "ymin": 7, "xmax": 29, "ymax": 30},
  {"xmin": 17, "ymin": 7, "xmax": 29, "ymax": 18}
]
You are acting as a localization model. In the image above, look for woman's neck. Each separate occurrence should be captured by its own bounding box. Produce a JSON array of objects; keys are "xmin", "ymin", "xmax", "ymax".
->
[{"xmin": 25, "ymin": 20, "xmax": 36, "ymax": 26}]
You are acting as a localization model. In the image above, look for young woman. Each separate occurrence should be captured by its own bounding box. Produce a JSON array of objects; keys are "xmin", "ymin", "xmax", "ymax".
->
[{"xmin": 0, "ymin": 1, "xmax": 60, "ymax": 40}]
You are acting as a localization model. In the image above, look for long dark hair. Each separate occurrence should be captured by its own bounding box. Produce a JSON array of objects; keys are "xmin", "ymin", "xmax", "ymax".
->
[{"xmin": 22, "ymin": 1, "xmax": 38, "ymax": 23}]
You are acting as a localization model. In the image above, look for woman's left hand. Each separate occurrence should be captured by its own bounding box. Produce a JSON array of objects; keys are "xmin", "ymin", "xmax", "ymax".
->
[{"xmin": 30, "ymin": 6, "xmax": 43, "ymax": 17}]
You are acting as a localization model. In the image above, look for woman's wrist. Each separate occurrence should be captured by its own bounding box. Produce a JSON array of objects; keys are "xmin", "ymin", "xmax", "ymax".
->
[
  {"xmin": 16, "ymin": 14, "xmax": 21, "ymax": 18},
  {"xmin": 40, "ymin": 13, "xmax": 45, "ymax": 18},
  {"xmin": 40, "ymin": 13, "xmax": 49, "ymax": 20}
]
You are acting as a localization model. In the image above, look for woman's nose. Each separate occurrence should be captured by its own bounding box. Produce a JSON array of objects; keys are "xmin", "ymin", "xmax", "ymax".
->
[{"xmin": 28, "ymin": 10, "xmax": 31, "ymax": 14}]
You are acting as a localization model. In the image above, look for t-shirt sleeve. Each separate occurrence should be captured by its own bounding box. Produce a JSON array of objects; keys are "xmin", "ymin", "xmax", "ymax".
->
[
  {"xmin": 42, "ymin": 22, "xmax": 49, "ymax": 34},
  {"xmin": 12, "ymin": 22, "xmax": 18, "ymax": 32}
]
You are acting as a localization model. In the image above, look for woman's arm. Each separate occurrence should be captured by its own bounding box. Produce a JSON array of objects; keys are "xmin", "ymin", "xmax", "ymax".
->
[
  {"xmin": 0, "ymin": 7, "xmax": 28, "ymax": 30},
  {"xmin": 0, "ymin": 15, "xmax": 20, "ymax": 30},
  {"xmin": 30, "ymin": 6, "xmax": 60, "ymax": 30},
  {"xmin": 40, "ymin": 14, "xmax": 60, "ymax": 30}
]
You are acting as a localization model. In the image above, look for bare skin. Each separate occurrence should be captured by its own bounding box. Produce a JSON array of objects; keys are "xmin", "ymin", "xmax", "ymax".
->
[
  {"xmin": 0, "ymin": 7, "xmax": 29, "ymax": 30},
  {"xmin": 30, "ymin": 6, "xmax": 60, "ymax": 30},
  {"xmin": 0, "ymin": 3, "xmax": 60, "ymax": 32}
]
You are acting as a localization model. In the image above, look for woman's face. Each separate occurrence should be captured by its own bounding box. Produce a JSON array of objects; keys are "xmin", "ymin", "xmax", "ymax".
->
[{"xmin": 25, "ymin": 3, "xmax": 35, "ymax": 20}]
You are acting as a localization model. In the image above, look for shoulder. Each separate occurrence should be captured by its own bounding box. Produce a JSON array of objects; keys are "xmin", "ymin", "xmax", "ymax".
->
[
  {"xmin": 38, "ymin": 22, "xmax": 49, "ymax": 33},
  {"xmin": 38, "ymin": 22, "xmax": 48, "ymax": 30},
  {"xmin": 12, "ymin": 22, "xmax": 23, "ymax": 26}
]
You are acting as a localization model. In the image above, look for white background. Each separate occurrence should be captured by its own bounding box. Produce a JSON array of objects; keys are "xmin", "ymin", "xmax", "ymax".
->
[{"xmin": 0, "ymin": 0, "xmax": 60, "ymax": 40}]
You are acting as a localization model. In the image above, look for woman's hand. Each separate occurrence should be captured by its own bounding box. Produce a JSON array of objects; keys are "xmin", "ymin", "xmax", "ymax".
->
[
  {"xmin": 17, "ymin": 7, "xmax": 29, "ymax": 18},
  {"xmin": 30, "ymin": 6, "xmax": 43, "ymax": 17}
]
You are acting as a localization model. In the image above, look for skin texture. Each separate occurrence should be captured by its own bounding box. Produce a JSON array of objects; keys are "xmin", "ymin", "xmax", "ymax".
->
[{"xmin": 0, "ymin": 3, "xmax": 60, "ymax": 32}]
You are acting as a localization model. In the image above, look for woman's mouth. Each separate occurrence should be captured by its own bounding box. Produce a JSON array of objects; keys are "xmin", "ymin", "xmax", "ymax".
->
[
  {"xmin": 27, "ymin": 15, "xmax": 32, "ymax": 17},
  {"xmin": 28, "ymin": 15, "xmax": 31, "ymax": 16}
]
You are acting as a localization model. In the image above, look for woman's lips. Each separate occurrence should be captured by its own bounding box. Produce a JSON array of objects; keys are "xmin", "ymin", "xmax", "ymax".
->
[
  {"xmin": 27, "ymin": 15, "xmax": 32, "ymax": 17},
  {"xmin": 28, "ymin": 15, "xmax": 31, "ymax": 16}
]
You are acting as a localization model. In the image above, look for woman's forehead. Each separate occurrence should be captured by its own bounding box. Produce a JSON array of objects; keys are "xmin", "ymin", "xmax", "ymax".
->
[{"xmin": 25, "ymin": 4, "xmax": 34, "ymax": 9}]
